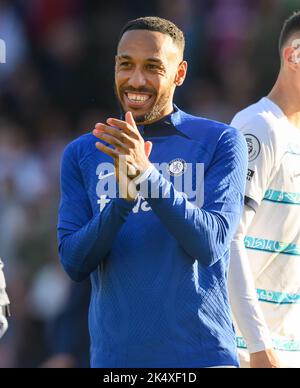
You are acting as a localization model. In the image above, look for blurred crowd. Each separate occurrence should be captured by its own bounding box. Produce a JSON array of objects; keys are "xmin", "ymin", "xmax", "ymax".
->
[{"xmin": 0, "ymin": 0, "xmax": 299, "ymax": 368}]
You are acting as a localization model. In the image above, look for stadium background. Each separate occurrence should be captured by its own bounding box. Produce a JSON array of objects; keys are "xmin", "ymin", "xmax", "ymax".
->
[{"xmin": 0, "ymin": 0, "xmax": 298, "ymax": 367}]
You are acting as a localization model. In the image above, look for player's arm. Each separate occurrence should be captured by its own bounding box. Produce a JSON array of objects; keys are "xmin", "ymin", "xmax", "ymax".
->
[
  {"xmin": 58, "ymin": 143, "xmax": 135, "ymax": 282},
  {"xmin": 139, "ymin": 128, "xmax": 248, "ymax": 266},
  {"xmin": 0, "ymin": 259, "xmax": 10, "ymax": 339},
  {"xmin": 94, "ymin": 114, "xmax": 248, "ymax": 267},
  {"xmin": 229, "ymin": 114, "xmax": 281, "ymax": 367},
  {"xmin": 228, "ymin": 207, "xmax": 281, "ymax": 368}
]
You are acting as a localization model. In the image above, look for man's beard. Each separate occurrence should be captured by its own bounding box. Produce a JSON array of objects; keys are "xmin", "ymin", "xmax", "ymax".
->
[
  {"xmin": 133, "ymin": 104, "xmax": 162, "ymax": 124},
  {"xmin": 114, "ymin": 85, "xmax": 171, "ymax": 124}
]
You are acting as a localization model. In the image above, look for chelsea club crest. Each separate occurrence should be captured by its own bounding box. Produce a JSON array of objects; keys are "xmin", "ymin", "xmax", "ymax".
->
[{"xmin": 167, "ymin": 159, "xmax": 187, "ymax": 177}]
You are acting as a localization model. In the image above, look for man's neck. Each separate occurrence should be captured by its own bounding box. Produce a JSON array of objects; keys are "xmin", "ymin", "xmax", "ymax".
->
[{"xmin": 268, "ymin": 75, "xmax": 300, "ymax": 129}]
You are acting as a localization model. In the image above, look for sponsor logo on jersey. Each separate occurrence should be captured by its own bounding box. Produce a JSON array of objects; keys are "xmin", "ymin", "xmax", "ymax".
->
[
  {"xmin": 245, "ymin": 134, "xmax": 261, "ymax": 162},
  {"xmin": 98, "ymin": 171, "xmax": 115, "ymax": 180}
]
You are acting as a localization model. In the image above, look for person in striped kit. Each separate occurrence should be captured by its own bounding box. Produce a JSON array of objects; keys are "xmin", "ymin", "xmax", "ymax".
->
[{"xmin": 229, "ymin": 11, "xmax": 300, "ymax": 368}]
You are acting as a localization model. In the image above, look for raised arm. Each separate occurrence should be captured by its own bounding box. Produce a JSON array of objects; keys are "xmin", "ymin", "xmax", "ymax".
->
[{"xmin": 58, "ymin": 143, "xmax": 134, "ymax": 282}]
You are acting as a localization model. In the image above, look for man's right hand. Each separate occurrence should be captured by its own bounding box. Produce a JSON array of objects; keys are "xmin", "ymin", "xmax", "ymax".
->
[
  {"xmin": 250, "ymin": 349, "xmax": 282, "ymax": 368},
  {"xmin": 94, "ymin": 112, "xmax": 153, "ymax": 202}
]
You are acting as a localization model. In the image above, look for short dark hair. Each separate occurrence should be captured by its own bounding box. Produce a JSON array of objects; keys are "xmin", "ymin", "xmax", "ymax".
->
[
  {"xmin": 119, "ymin": 16, "xmax": 185, "ymax": 55},
  {"xmin": 279, "ymin": 11, "xmax": 300, "ymax": 53}
]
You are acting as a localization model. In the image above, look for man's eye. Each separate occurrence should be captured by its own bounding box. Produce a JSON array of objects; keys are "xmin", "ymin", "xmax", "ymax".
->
[
  {"xmin": 146, "ymin": 64, "xmax": 159, "ymax": 70},
  {"xmin": 120, "ymin": 62, "xmax": 131, "ymax": 68}
]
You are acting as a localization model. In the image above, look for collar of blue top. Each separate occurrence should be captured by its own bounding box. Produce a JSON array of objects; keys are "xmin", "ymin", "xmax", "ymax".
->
[{"xmin": 121, "ymin": 105, "xmax": 190, "ymax": 139}]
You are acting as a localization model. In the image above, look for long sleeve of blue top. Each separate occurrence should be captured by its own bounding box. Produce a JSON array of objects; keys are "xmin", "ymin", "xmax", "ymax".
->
[{"xmin": 58, "ymin": 143, "xmax": 135, "ymax": 281}]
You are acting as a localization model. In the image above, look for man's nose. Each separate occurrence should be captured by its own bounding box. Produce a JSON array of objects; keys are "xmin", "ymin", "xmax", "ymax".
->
[{"xmin": 128, "ymin": 68, "xmax": 146, "ymax": 89}]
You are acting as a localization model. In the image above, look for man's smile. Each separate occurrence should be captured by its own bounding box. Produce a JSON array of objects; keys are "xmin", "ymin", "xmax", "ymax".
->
[{"xmin": 124, "ymin": 91, "xmax": 154, "ymax": 109}]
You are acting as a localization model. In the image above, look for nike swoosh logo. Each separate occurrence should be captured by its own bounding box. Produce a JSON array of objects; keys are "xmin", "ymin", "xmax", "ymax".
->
[{"xmin": 99, "ymin": 172, "xmax": 115, "ymax": 180}]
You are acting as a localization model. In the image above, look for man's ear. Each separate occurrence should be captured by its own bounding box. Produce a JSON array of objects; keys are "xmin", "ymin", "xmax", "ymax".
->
[
  {"xmin": 175, "ymin": 61, "xmax": 188, "ymax": 86},
  {"xmin": 283, "ymin": 46, "xmax": 300, "ymax": 67}
]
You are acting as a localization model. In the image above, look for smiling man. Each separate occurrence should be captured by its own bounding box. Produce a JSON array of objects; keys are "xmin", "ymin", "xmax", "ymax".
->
[{"xmin": 58, "ymin": 17, "xmax": 248, "ymax": 368}]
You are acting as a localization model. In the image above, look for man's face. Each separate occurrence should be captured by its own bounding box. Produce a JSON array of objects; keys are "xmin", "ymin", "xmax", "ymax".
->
[
  {"xmin": 283, "ymin": 35, "xmax": 300, "ymax": 89},
  {"xmin": 115, "ymin": 30, "xmax": 185, "ymax": 124}
]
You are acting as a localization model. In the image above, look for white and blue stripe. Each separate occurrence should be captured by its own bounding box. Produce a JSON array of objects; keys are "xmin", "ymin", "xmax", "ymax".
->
[
  {"xmin": 237, "ymin": 337, "xmax": 300, "ymax": 352},
  {"xmin": 264, "ymin": 190, "xmax": 300, "ymax": 206},
  {"xmin": 256, "ymin": 289, "xmax": 300, "ymax": 305},
  {"xmin": 245, "ymin": 237, "xmax": 300, "ymax": 257}
]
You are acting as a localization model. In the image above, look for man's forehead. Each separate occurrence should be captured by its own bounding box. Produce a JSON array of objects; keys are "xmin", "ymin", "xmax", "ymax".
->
[
  {"xmin": 116, "ymin": 54, "xmax": 164, "ymax": 64},
  {"xmin": 117, "ymin": 29, "xmax": 179, "ymax": 58}
]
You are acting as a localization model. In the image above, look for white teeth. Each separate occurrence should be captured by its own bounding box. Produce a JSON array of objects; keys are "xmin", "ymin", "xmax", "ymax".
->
[{"xmin": 127, "ymin": 93, "xmax": 150, "ymax": 103}]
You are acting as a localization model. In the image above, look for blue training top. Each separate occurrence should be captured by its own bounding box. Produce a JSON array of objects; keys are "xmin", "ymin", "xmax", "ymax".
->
[{"xmin": 58, "ymin": 107, "xmax": 248, "ymax": 368}]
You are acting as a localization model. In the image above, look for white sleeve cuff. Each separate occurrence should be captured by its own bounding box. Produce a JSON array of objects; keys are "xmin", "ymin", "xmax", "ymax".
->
[
  {"xmin": 134, "ymin": 164, "xmax": 155, "ymax": 186},
  {"xmin": 126, "ymin": 164, "xmax": 155, "ymax": 199}
]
